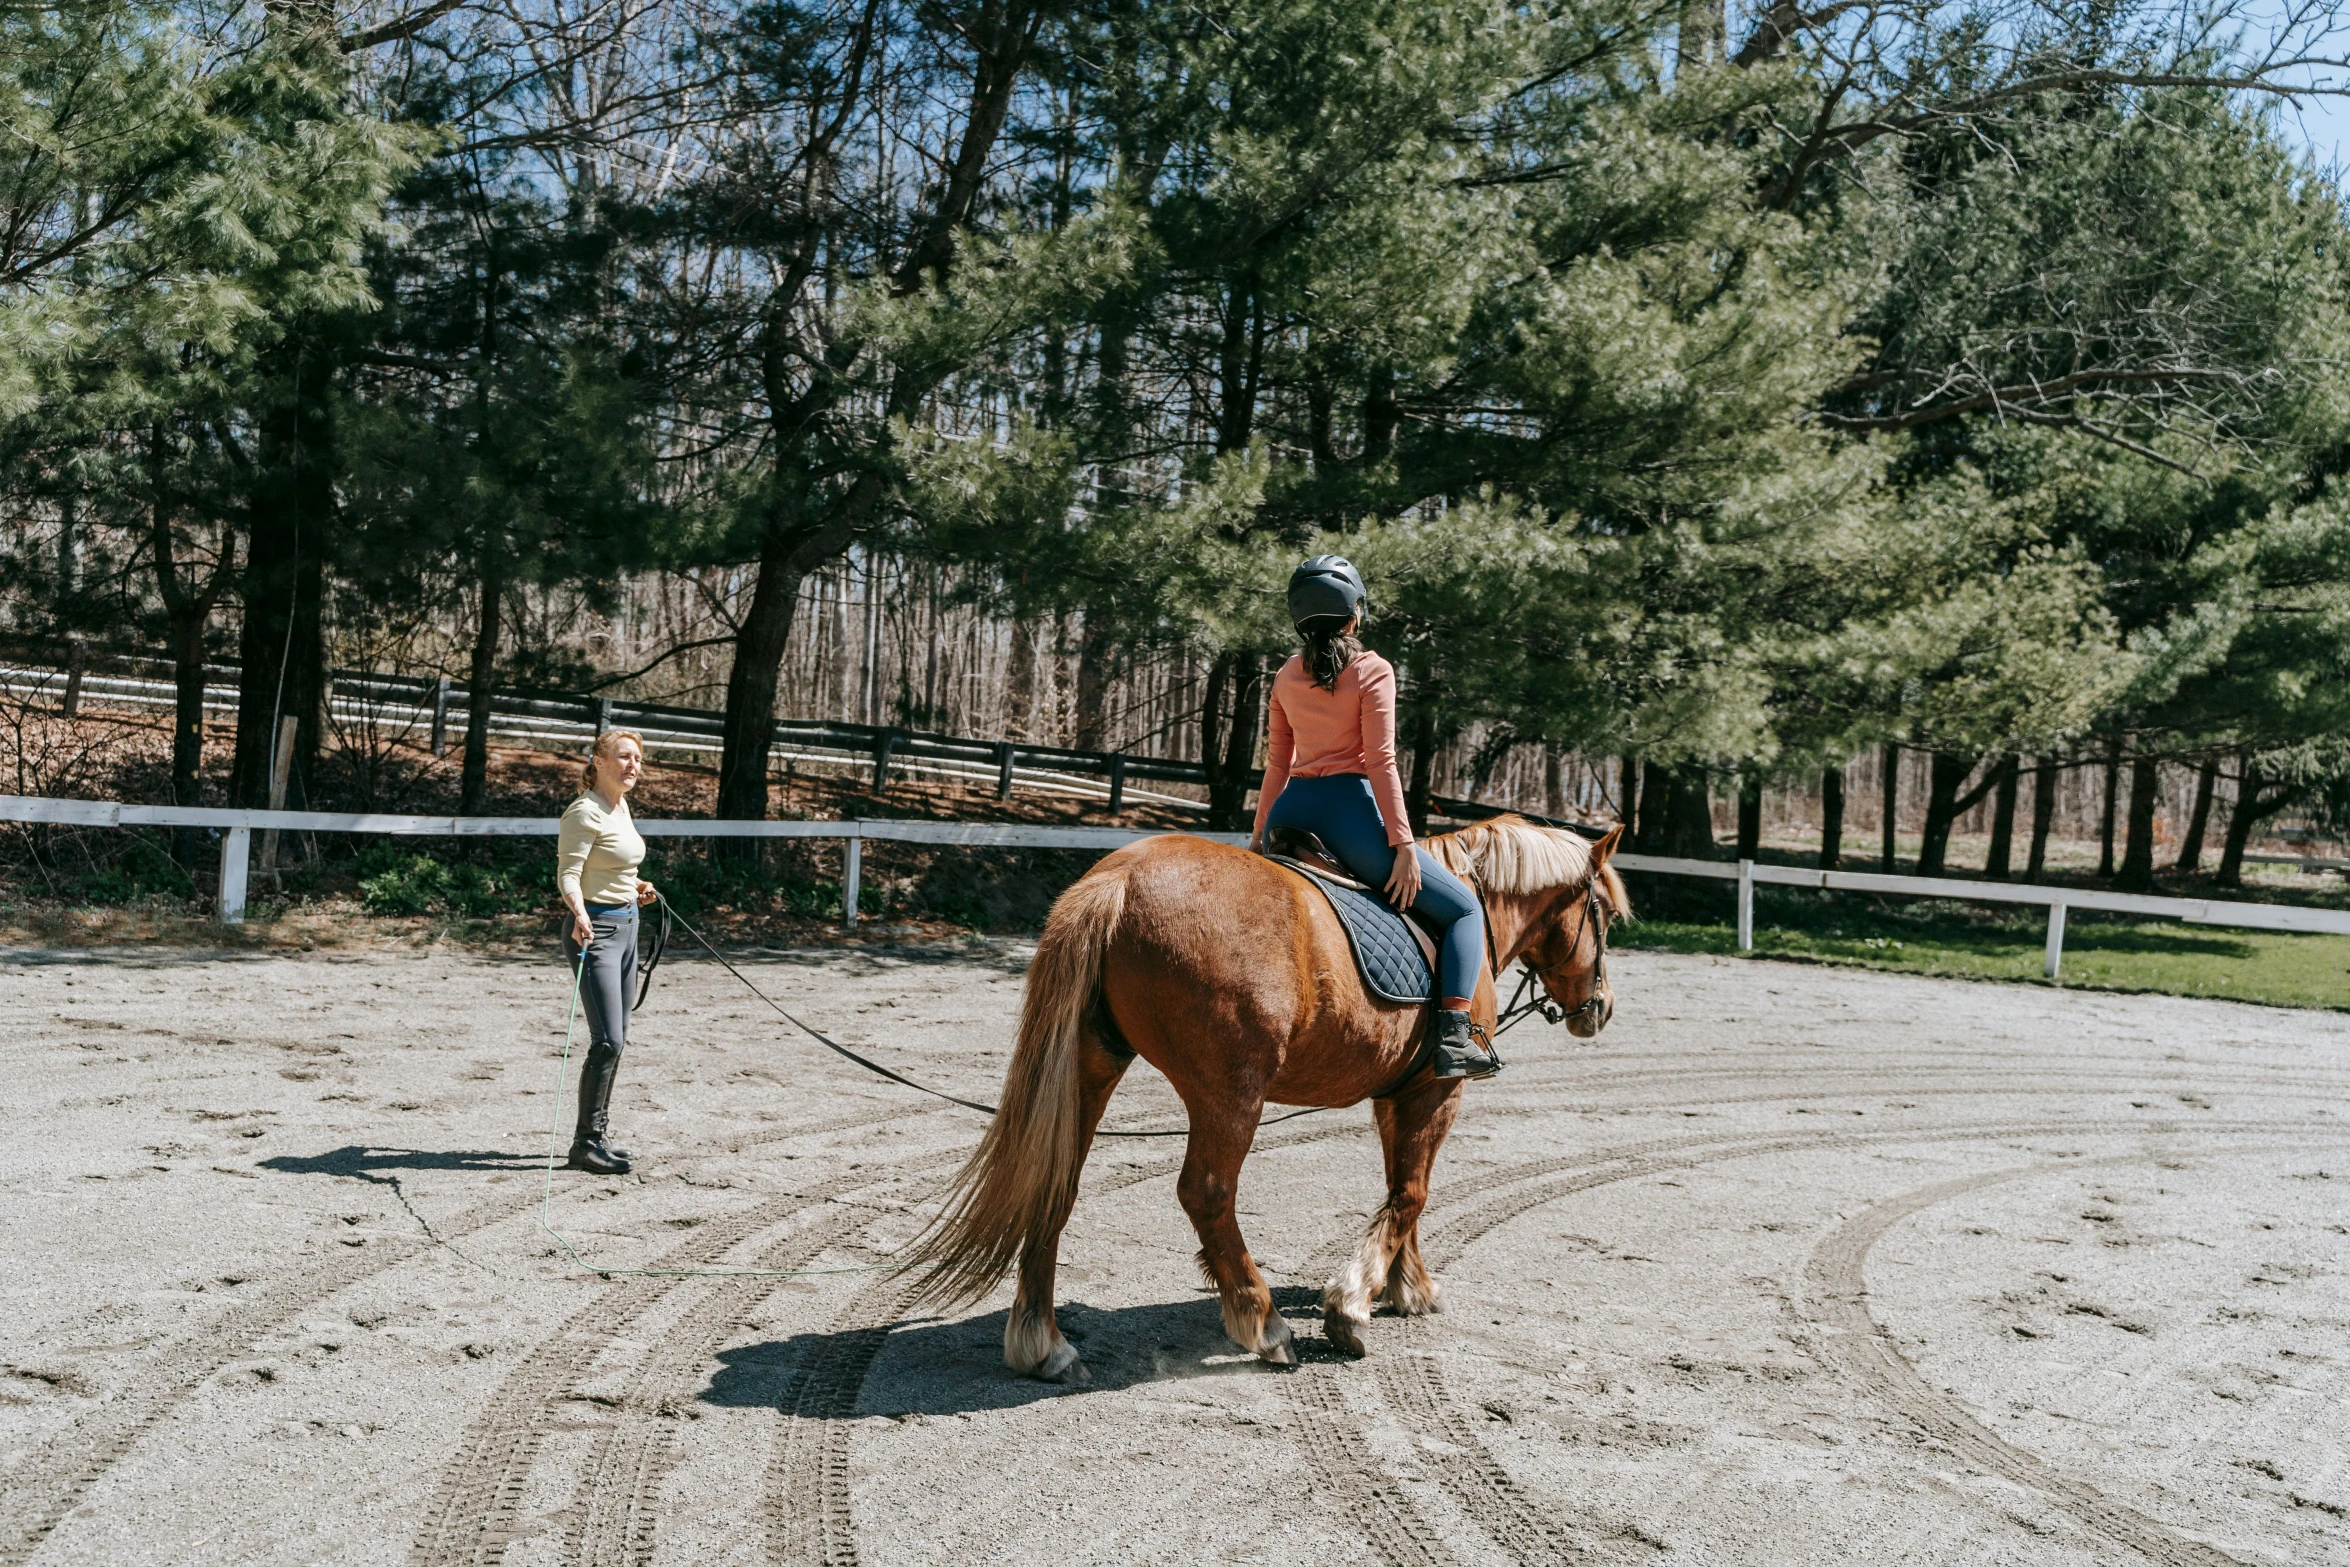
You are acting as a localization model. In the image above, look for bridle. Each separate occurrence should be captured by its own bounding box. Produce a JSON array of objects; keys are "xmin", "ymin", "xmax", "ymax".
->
[{"xmin": 1491, "ymin": 880, "xmax": 1611, "ymax": 1037}]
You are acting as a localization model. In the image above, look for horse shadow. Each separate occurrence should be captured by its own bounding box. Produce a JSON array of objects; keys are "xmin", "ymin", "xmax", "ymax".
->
[{"xmin": 703, "ymin": 1286, "xmax": 1343, "ymax": 1418}]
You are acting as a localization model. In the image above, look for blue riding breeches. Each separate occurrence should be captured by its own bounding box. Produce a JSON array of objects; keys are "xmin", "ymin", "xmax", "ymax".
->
[{"xmin": 1264, "ymin": 773, "xmax": 1484, "ymax": 1000}]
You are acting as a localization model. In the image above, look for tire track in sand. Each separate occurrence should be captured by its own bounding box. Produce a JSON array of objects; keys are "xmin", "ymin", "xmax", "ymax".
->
[
  {"xmin": 761, "ymin": 1119, "xmax": 1378, "ymax": 1567},
  {"xmin": 1798, "ymin": 1160, "xmax": 2313, "ymax": 1567},
  {"xmin": 563, "ymin": 1148, "xmax": 969, "ymax": 1567},
  {"xmin": 0, "ymin": 1104, "xmax": 926, "ymax": 1567},
  {"xmin": 410, "ymin": 1139, "xmax": 968, "ymax": 1567},
  {"xmin": 1376, "ymin": 1120, "xmax": 2347, "ymax": 1567}
]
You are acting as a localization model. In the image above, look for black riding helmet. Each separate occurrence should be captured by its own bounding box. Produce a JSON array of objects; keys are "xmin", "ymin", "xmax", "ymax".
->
[{"xmin": 1287, "ymin": 554, "xmax": 1367, "ymax": 628}]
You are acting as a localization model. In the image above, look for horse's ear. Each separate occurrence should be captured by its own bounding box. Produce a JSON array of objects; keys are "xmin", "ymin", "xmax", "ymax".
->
[{"xmin": 1593, "ymin": 824, "xmax": 1623, "ymax": 863}]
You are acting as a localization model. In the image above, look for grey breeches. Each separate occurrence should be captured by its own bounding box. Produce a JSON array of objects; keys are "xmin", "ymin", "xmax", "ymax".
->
[{"xmin": 564, "ymin": 907, "xmax": 638, "ymax": 1052}]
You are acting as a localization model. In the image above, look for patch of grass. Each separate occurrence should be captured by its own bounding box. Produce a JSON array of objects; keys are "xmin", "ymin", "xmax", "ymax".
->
[{"xmin": 1614, "ymin": 884, "xmax": 2350, "ymax": 1011}]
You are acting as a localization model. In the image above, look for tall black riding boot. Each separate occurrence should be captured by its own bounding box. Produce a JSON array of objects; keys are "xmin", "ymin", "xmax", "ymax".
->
[
  {"xmin": 1429, "ymin": 1009, "xmax": 1500, "ymax": 1080},
  {"xmin": 568, "ymin": 1042, "xmax": 634, "ymax": 1174}
]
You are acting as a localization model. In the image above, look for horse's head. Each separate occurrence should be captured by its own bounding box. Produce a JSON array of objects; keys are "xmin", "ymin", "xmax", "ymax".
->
[{"xmin": 1516, "ymin": 824, "xmax": 1627, "ymax": 1038}]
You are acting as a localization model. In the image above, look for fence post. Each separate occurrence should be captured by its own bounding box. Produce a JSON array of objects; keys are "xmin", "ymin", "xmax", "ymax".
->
[
  {"xmin": 1736, "ymin": 858, "xmax": 1755, "ymax": 951},
  {"xmin": 842, "ymin": 833, "xmax": 862, "ymax": 928},
  {"xmin": 218, "ymin": 827, "xmax": 250, "ymax": 925},
  {"xmin": 2044, "ymin": 898, "xmax": 2067, "ymax": 979},
  {"xmin": 1108, "ymin": 754, "xmax": 1127, "ymax": 815},
  {"xmin": 430, "ymin": 676, "xmax": 450, "ymax": 756},
  {"xmin": 594, "ymin": 697, "xmax": 613, "ymax": 736},
  {"xmin": 996, "ymin": 742, "xmax": 1016, "ymax": 801},
  {"xmin": 871, "ymin": 731, "xmax": 896, "ymax": 791}
]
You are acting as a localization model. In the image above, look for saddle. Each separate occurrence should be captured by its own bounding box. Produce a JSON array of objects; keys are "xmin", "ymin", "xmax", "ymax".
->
[{"xmin": 1260, "ymin": 827, "xmax": 1437, "ymax": 1005}]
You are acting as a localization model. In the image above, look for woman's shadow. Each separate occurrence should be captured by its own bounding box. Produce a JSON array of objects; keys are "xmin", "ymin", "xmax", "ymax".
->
[{"xmin": 703, "ymin": 1286, "xmax": 1337, "ymax": 1418}]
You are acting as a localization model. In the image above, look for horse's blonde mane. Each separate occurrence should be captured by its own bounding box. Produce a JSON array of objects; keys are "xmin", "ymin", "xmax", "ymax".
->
[{"xmin": 1427, "ymin": 816, "xmax": 1591, "ymax": 895}]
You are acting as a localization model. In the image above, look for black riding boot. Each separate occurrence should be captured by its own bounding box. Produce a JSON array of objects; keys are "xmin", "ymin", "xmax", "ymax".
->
[
  {"xmin": 568, "ymin": 1042, "xmax": 634, "ymax": 1174},
  {"xmin": 1429, "ymin": 1008, "xmax": 1500, "ymax": 1080}
]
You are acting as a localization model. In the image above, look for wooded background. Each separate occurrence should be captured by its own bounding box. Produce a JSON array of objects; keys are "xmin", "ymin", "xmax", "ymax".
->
[{"xmin": 7, "ymin": 0, "xmax": 2350, "ymax": 891}]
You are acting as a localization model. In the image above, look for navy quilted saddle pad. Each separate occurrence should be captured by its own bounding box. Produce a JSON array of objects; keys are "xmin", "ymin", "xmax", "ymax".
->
[{"xmin": 1268, "ymin": 857, "xmax": 1432, "ymax": 1004}]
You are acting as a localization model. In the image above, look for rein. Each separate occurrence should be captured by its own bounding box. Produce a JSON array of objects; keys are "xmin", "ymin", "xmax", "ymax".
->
[
  {"xmin": 1482, "ymin": 879, "xmax": 1611, "ymax": 1038},
  {"xmin": 651, "ymin": 897, "xmax": 1323, "ymax": 1139}
]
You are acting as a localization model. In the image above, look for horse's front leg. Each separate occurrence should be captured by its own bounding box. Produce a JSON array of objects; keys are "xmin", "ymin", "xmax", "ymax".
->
[
  {"xmin": 1325, "ymin": 1073, "xmax": 1461, "ymax": 1354},
  {"xmin": 1176, "ymin": 1103, "xmax": 1295, "ymax": 1367},
  {"xmin": 1005, "ymin": 1033, "xmax": 1127, "ymax": 1383}
]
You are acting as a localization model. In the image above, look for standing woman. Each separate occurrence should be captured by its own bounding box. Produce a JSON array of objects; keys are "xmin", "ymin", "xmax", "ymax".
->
[
  {"xmin": 558, "ymin": 729, "xmax": 659, "ymax": 1173},
  {"xmin": 1251, "ymin": 556, "xmax": 1498, "ymax": 1079}
]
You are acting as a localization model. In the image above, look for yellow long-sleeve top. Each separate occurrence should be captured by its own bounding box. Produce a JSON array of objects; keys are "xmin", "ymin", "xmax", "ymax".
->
[{"xmin": 557, "ymin": 792, "xmax": 644, "ymax": 908}]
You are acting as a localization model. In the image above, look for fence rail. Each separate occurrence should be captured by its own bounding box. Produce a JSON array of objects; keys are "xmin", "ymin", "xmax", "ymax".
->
[
  {"xmin": 0, "ymin": 794, "xmax": 1247, "ymax": 925},
  {"xmin": 2, "ymin": 650, "xmax": 1525, "ymax": 824},
  {"xmin": 0, "ymin": 659, "xmax": 1211, "ymax": 814},
  {"xmin": 5, "ymin": 796, "xmax": 2346, "ymax": 977}
]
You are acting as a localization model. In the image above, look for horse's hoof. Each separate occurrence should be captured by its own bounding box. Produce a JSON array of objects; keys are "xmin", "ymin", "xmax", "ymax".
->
[
  {"xmin": 1032, "ymin": 1340, "xmax": 1089, "ymax": 1385},
  {"xmin": 1257, "ymin": 1316, "xmax": 1297, "ymax": 1367},
  {"xmin": 1323, "ymin": 1310, "xmax": 1368, "ymax": 1359}
]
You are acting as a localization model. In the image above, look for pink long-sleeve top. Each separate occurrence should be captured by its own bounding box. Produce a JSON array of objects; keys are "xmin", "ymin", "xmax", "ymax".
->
[{"xmin": 1252, "ymin": 650, "xmax": 1414, "ymax": 848}]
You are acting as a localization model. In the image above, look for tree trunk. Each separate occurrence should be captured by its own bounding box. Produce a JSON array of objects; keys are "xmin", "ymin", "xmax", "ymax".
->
[
  {"xmin": 1735, "ymin": 772, "xmax": 1762, "ymax": 861},
  {"xmin": 2175, "ymin": 756, "xmax": 2219, "ymax": 874},
  {"xmin": 233, "ymin": 333, "xmax": 333, "ymax": 810},
  {"xmin": 1659, "ymin": 764, "xmax": 1713, "ymax": 857},
  {"xmin": 1984, "ymin": 755, "xmax": 2019, "ymax": 878},
  {"xmin": 717, "ymin": 529, "xmax": 805, "ymax": 824},
  {"xmin": 1879, "ymin": 742, "xmax": 1899, "ymax": 872},
  {"xmin": 1819, "ymin": 765, "xmax": 1844, "ymax": 869},
  {"xmin": 1618, "ymin": 753, "xmax": 1639, "ymax": 832},
  {"xmin": 1405, "ymin": 707, "xmax": 1438, "ymax": 840},
  {"xmin": 1917, "ymin": 752, "xmax": 1969, "ymax": 876},
  {"xmin": 1006, "ymin": 616, "xmax": 1037, "ymax": 740},
  {"xmin": 2116, "ymin": 754, "xmax": 2160, "ymax": 890},
  {"xmin": 2096, "ymin": 738, "xmax": 2122, "ymax": 878},
  {"xmin": 1199, "ymin": 650, "xmax": 1229, "ymax": 803},
  {"xmin": 2215, "ymin": 750, "xmax": 2281, "ymax": 888},
  {"xmin": 1636, "ymin": 759, "xmax": 1670, "ymax": 852},
  {"xmin": 169, "ymin": 611, "xmax": 208, "ymax": 808},
  {"xmin": 164, "ymin": 608, "xmax": 210, "ymax": 865},
  {"xmin": 459, "ymin": 562, "xmax": 503, "ymax": 817},
  {"xmin": 1074, "ymin": 608, "xmax": 1115, "ymax": 751},
  {"xmin": 1206, "ymin": 652, "xmax": 1266, "ymax": 832},
  {"xmin": 2027, "ymin": 756, "xmax": 2058, "ymax": 878},
  {"xmin": 1542, "ymin": 743, "xmax": 1566, "ymax": 818}
]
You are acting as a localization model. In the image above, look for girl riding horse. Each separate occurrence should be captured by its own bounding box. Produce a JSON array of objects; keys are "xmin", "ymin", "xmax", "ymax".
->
[
  {"xmin": 903, "ymin": 560, "xmax": 1626, "ymax": 1382},
  {"xmin": 1255, "ymin": 555, "xmax": 1499, "ymax": 1079}
]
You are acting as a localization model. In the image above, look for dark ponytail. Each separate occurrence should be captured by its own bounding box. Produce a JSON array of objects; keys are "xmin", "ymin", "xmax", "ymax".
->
[{"xmin": 1298, "ymin": 614, "xmax": 1362, "ymax": 692}]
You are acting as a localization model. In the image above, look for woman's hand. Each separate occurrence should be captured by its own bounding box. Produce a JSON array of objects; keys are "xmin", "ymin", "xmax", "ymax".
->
[
  {"xmin": 1384, "ymin": 846, "xmax": 1422, "ymax": 910},
  {"xmin": 570, "ymin": 904, "xmax": 594, "ymax": 948},
  {"xmin": 636, "ymin": 878, "xmax": 658, "ymax": 907}
]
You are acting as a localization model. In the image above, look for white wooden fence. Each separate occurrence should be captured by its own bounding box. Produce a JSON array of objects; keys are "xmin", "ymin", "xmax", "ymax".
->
[{"xmin": 3, "ymin": 796, "xmax": 2345, "ymax": 977}]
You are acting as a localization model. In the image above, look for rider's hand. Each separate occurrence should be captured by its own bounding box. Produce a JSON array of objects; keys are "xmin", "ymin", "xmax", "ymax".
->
[
  {"xmin": 1385, "ymin": 847, "xmax": 1422, "ymax": 910},
  {"xmin": 570, "ymin": 906, "xmax": 594, "ymax": 947},
  {"xmin": 636, "ymin": 878, "xmax": 658, "ymax": 906}
]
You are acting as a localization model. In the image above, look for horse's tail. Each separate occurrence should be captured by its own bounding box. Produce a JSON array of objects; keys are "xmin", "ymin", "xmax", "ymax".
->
[{"xmin": 898, "ymin": 862, "xmax": 1128, "ymax": 1309}]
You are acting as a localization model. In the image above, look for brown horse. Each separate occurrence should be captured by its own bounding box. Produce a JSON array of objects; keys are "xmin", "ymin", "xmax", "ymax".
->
[{"xmin": 902, "ymin": 816, "xmax": 1627, "ymax": 1382}]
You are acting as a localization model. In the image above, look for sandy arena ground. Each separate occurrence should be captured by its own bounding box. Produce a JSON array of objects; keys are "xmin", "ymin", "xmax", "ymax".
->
[{"xmin": 0, "ymin": 939, "xmax": 2345, "ymax": 1567}]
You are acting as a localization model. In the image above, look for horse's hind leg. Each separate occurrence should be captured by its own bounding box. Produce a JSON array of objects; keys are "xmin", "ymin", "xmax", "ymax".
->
[
  {"xmin": 1177, "ymin": 1107, "xmax": 1295, "ymax": 1367},
  {"xmin": 1325, "ymin": 1076, "xmax": 1461, "ymax": 1354},
  {"xmin": 1005, "ymin": 1032, "xmax": 1127, "ymax": 1384}
]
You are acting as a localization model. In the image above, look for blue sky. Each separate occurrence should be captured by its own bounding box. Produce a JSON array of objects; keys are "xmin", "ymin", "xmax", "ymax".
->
[{"xmin": 2275, "ymin": 91, "xmax": 2350, "ymax": 176}]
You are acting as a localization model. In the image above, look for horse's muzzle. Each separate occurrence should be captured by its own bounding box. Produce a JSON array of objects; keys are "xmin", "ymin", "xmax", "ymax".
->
[{"xmin": 1564, "ymin": 990, "xmax": 1612, "ymax": 1038}]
